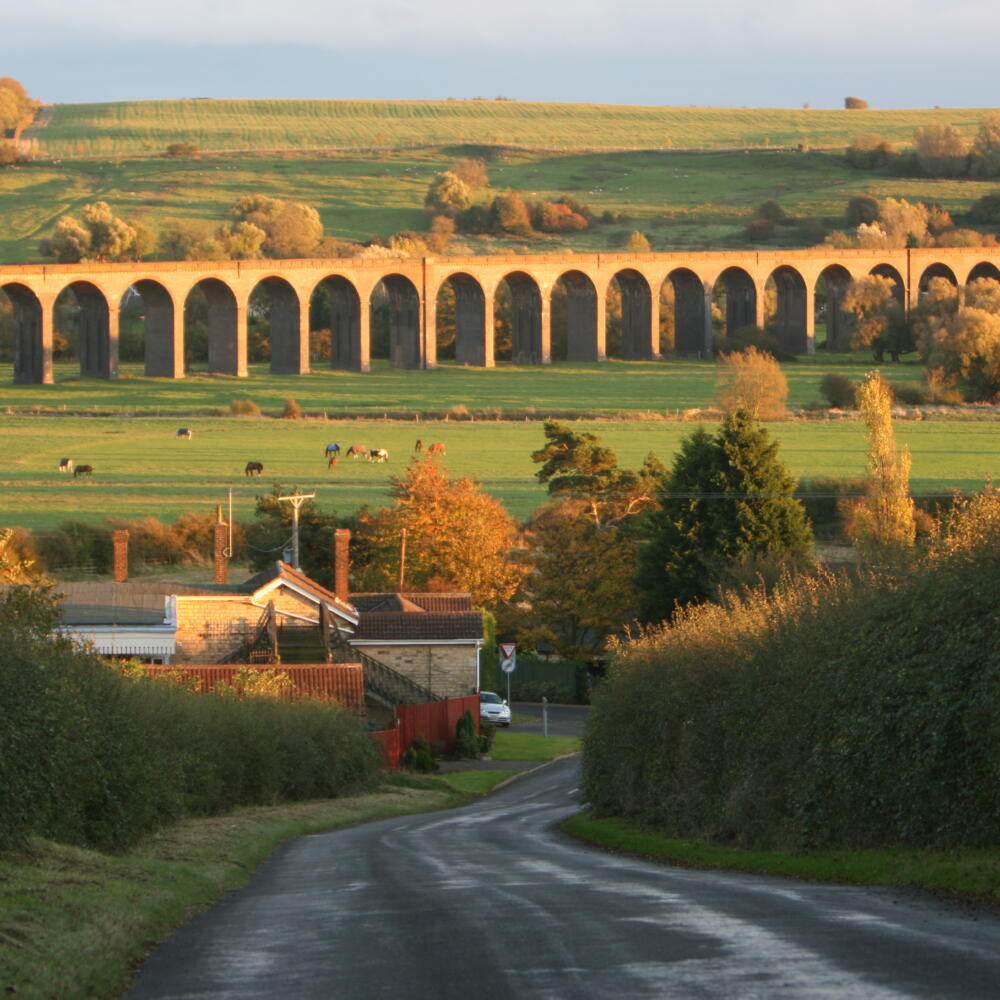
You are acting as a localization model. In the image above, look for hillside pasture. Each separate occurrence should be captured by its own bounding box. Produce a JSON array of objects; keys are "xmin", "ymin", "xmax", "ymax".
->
[
  {"xmin": 4, "ymin": 146, "xmax": 1000, "ymax": 264},
  {"xmin": 33, "ymin": 101, "xmax": 998, "ymax": 159},
  {"xmin": 0, "ymin": 413, "xmax": 996, "ymax": 532}
]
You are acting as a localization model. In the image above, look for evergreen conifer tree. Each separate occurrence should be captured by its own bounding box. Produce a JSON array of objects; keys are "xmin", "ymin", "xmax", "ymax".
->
[{"xmin": 636, "ymin": 409, "xmax": 813, "ymax": 621}]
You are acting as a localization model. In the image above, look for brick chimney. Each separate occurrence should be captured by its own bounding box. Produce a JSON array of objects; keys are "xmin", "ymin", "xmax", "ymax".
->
[
  {"xmin": 213, "ymin": 521, "xmax": 229, "ymax": 585},
  {"xmin": 333, "ymin": 529, "xmax": 351, "ymax": 602},
  {"xmin": 112, "ymin": 529, "xmax": 129, "ymax": 583}
]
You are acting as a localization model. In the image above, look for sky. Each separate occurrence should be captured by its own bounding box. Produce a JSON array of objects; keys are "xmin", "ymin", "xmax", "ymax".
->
[{"xmin": 5, "ymin": 0, "xmax": 997, "ymax": 108}]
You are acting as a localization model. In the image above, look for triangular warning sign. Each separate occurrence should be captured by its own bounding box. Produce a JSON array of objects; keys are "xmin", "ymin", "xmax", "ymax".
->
[{"xmin": 500, "ymin": 643, "xmax": 517, "ymax": 659}]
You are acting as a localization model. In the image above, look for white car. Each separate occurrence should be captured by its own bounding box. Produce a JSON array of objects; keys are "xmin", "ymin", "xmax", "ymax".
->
[{"xmin": 479, "ymin": 691, "xmax": 511, "ymax": 727}]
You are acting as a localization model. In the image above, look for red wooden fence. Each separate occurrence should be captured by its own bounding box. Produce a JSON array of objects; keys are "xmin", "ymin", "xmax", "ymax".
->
[
  {"xmin": 142, "ymin": 663, "xmax": 365, "ymax": 711},
  {"xmin": 396, "ymin": 695, "xmax": 480, "ymax": 757},
  {"xmin": 372, "ymin": 726, "xmax": 402, "ymax": 770}
]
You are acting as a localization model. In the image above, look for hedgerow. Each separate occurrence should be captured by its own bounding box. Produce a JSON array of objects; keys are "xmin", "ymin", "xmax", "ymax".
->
[
  {"xmin": 583, "ymin": 489, "xmax": 1000, "ymax": 850},
  {"xmin": 0, "ymin": 589, "xmax": 380, "ymax": 852}
]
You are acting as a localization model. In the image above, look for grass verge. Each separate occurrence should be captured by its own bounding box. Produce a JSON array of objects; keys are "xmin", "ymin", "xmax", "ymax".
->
[
  {"xmin": 490, "ymin": 731, "xmax": 582, "ymax": 761},
  {"xmin": 562, "ymin": 813, "xmax": 1000, "ymax": 904},
  {"xmin": 0, "ymin": 783, "xmax": 463, "ymax": 1000},
  {"xmin": 439, "ymin": 771, "xmax": 519, "ymax": 795}
]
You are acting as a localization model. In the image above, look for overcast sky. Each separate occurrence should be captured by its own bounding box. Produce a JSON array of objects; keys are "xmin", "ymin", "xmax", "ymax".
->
[{"xmin": 6, "ymin": 0, "xmax": 997, "ymax": 108}]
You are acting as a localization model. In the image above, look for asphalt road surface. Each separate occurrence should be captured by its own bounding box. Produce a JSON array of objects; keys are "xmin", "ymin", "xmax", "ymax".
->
[{"xmin": 126, "ymin": 757, "xmax": 1000, "ymax": 999}]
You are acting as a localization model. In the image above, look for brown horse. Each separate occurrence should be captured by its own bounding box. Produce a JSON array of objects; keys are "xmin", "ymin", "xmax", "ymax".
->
[
  {"xmin": 427, "ymin": 442, "xmax": 446, "ymax": 457},
  {"xmin": 327, "ymin": 454, "xmax": 339, "ymax": 470},
  {"xmin": 346, "ymin": 445, "xmax": 367, "ymax": 459},
  {"xmin": 414, "ymin": 439, "xmax": 423, "ymax": 453},
  {"xmin": 73, "ymin": 464, "xmax": 93, "ymax": 478},
  {"xmin": 245, "ymin": 461, "xmax": 263, "ymax": 477}
]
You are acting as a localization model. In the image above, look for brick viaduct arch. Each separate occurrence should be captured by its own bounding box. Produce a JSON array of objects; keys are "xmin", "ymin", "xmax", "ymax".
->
[{"xmin": 4, "ymin": 247, "xmax": 999, "ymax": 383}]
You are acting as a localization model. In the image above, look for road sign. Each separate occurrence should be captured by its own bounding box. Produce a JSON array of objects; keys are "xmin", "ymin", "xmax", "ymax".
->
[{"xmin": 500, "ymin": 643, "xmax": 517, "ymax": 674}]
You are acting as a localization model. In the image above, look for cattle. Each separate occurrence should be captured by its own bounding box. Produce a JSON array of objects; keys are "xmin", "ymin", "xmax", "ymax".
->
[
  {"xmin": 414, "ymin": 439, "xmax": 423, "ymax": 453},
  {"xmin": 176, "ymin": 428, "xmax": 193, "ymax": 440},
  {"xmin": 427, "ymin": 442, "xmax": 446, "ymax": 457},
  {"xmin": 369, "ymin": 448, "xmax": 389, "ymax": 463},
  {"xmin": 58, "ymin": 458, "xmax": 74, "ymax": 473},
  {"xmin": 245, "ymin": 461, "xmax": 264, "ymax": 477},
  {"xmin": 324, "ymin": 443, "xmax": 340, "ymax": 458},
  {"xmin": 73, "ymin": 464, "xmax": 93, "ymax": 478},
  {"xmin": 346, "ymin": 445, "xmax": 367, "ymax": 459}
]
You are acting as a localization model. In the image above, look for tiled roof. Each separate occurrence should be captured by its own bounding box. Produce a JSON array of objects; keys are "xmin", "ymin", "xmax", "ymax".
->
[
  {"xmin": 350, "ymin": 592, "xmax": 476, "ymax": 614},
  {"xmin": 254, "ymin": 561, "xmax": 358, "ymax": 621},
  {"xmin": 351, "ymin": 612, "xmax": 483, "ymax": 642}
]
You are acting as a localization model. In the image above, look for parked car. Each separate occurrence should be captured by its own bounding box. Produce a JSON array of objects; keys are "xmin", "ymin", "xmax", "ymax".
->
[{"xmin": 479, "ymin": 690, "xmax": 511, "ymax": 726}]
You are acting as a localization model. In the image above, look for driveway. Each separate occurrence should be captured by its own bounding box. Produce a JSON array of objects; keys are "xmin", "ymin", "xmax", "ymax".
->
[{"xmin": 125, "ymin": 756, "xmax": 1000, "ymax": 999}]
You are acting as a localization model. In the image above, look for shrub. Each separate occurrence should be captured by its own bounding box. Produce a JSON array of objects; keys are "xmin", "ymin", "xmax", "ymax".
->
[
  {"xmin": 891, "ymin": 381, "xmax": 927, "ymax": 406},
  {"xmin": 0, "ymin": 590, "xmax": 381, "ymax": 851},
  {"xmin": 230, "ymin": 397, "xmax": 261, "ymax": 416},
  {"xmin": 281, "ymin": 397, "xmax": 303, "ymax": 420},
  {"xmin": 743, "ymin": 217, "xmax": 775, "ymax": 241},
  {"xmin": 844, "ymin": 96, "xmax": 869, "ymax": 109},
  {"xmin": 819, "ymin": 372, "xmax": 857, "ymax": 408},
  {"xmin": 510, "ymin": 680, "xmax": 574, "ymax": 704},
  {"xmin": 845, "ymin": 195, "xmax": 880, "ymax": 226},
  {"xmin": 164, "ymin": 142, "xmax": 199, "ymax": 158},
  {"xmin": 401, "ymin": 735, "xmax": 438, "ymax": 772},
  {"xmin": 845, "ymin": 133, "xmax": 896, "ymax": 170},
  {"xmin": 454, "ymin": 710, "xmax": 480, "ymax": 759}
]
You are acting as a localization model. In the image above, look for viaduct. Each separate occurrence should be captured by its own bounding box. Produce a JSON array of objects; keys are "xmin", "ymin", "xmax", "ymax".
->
[{"xmin": 3, "ymin": 247, "xmax": 999, "ymax": 384}]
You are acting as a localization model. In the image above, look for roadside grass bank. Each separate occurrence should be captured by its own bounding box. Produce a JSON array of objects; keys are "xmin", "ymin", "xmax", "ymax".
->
[
  {"xmin": 438, "ymin": 771, "xmax": 519, "ymax": 795},
  {"xmin": 0, "ymin": 783, "xmax": 464, "ymax": 1000},
  {"xmin": 490, "ymin": 731, "xmax": 582, "ymax": 760},
  {"xmin": 562, "ymin": 814, "xmax": 1000, "ymax": 905}
]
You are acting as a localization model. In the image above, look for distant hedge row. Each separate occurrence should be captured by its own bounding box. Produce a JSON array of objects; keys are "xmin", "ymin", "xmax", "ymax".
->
[
  {"xmin": 0, "ymin": 589, "xmax": 381, "ymax": 852},
  {"xmin": 583, "ymin": 491, "xmax": 1000, "ymax": 850}
]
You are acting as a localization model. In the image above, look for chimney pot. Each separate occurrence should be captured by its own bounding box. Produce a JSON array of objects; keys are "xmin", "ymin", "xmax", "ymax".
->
[{"xmin": 112, "ymin": 529, "xmax": 129, "ymax": 583}]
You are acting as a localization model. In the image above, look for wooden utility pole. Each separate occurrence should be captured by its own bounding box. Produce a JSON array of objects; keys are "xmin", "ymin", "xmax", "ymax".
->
[
  {"xmin": 397, "ymin": 528, "xmax": 407, "ymax": 592},
  {"xmin": 277, "ymin": 491, "xmax": 316, "ymax": 570}
]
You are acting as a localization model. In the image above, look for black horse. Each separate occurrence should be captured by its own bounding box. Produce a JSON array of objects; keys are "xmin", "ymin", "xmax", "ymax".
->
[{"xmin": 244, "ymin": 461, "xmax": 264, "ymax": 477}]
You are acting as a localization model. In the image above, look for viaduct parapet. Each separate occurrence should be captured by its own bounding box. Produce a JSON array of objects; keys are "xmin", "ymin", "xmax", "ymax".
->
[{"xmin": 2, "ymin": 247, "xmax": 998, "ymax": 383}]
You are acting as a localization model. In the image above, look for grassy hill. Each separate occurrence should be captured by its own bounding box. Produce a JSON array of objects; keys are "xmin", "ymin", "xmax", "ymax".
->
[
  {"xmin": 31, "ymin": 100, "xmax": 998, "ymax": 158},
  {"xmin": 2, "ymin": 99, "xmax": 999, "ymax": 265}
]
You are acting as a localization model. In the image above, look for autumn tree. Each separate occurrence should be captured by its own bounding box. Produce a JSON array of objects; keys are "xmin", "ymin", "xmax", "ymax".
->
[
  {"xmin": 158, "ymin": 219, "xmax": 265, "ymax": 261},
  {"xmin": 354, "ymin": 457, "xmax": 525, "ymax": 609},
  {"xmin": 625, "ymin": 231, "xmax": 651, "ymax": 252},
  {"xmin": 229, "ymin": 195, "xmax": 323, "ymax": 258},
  {"xmin": 842, "ymin": 274, "xmax": 911, "ymax": 361},
  {"xmin": 845, "ymin": 133, "xmax": 896, "ymax": 169},
  {"xmin": 919, "ymin": 305, "xmax": 1000, "ymax": 402},
  {"xmin": 715, "ymin": 345, "xmax": 789, "ymax": 420},
  {"xmin": 39, "ymin": 202, "xmax": 145, "ymax": 263},
  {"xmin": 0, "ymin": 77, "xmax": 39, "ymax": 139},
  {"xmin": 914, "ymin": 123, "xmax": 969, "ymax": 177},
  {"xmin": 531, "ymin": 421, "xmax": 663, "ymax": 527},
  {"xmin": 846, "ymin": 371, "xmax": 916, "ymax": 565},
  {"xmin": 971, "ymin": 113, "xmax": 1000, "ymax": 178},
  {"xmin": 635, "ymin": 409, "xmax": 813, "ymax": 621},
  {"xmin": 844, "ymin": 96, "xmax": 869, "ymax": 109},
  {"xmin": 489, "ymin": 191, "xmax": 532, "ymax": 236},
  {"xmin": 511, "ymin": 499, "xmax": 641, "ymax": 660},
  {"xmin": 449, "ymin": 157, "xmax": 489, "ymax": 190},
  {"xmin": 424, "ymin": 171, "xmax": 472, "ymax": 217}
]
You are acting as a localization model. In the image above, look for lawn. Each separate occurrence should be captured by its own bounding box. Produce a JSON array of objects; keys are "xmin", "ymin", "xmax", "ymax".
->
[{"xmin": 489, "ymin": 730, "xmax": 582, "ymax": 760}]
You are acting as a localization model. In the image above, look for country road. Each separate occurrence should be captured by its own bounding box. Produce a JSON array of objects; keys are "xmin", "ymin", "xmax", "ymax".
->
[{"xmin": 125, "ymin": 756, "xmax": 1000, "ymax": 999}]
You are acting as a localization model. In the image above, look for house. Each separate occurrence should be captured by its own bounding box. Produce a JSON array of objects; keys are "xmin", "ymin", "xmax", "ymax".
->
[{"xmin": 52, "ymin": 527, "xmax": 484, "ymax": 704}]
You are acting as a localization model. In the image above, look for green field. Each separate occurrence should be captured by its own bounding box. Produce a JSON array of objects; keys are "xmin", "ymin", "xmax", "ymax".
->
[
  {"xmin": 1, "ymin": 411, "xmax": 995, "ymax": 531},
  {"xmin": 31, "ymin": 101, "xmax": 998, "ymax": 159},
  {"xmin": 0, "ymin": 356, "xmax": 964, "ymax": 414},
  {"xmin": 4, "ymin": 99, "xmax": 1000, "ymax": 263}
]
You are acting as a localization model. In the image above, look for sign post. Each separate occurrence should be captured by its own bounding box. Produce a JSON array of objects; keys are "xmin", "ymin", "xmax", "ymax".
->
[{"xmin": 500, "ymin": 643, "xmax": 517, "ymax": 706}]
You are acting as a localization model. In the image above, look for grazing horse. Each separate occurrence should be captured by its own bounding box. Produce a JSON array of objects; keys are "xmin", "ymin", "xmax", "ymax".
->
[
  {"xmin": 414, "ymin": 439, "xmax": 423, "ymax": 453},
  {"xmin": 73, "ymin": 464, "xmax": 93, "ymax": 478},
  {"xmin": 58, "ymin": 458, "xmax": 74, "ymax": 473},
  {"xmin": 369, "ymin": 448, "xmax": 389, "ymax": 463},
  {"xmin": 327, "ymin": 454, "xmax": 339, "ymax": 471},
  {"xmin": 427, "ymin": 442, "xmax": 446, "ymax": 457},
  {"xmin": 245, "ymin": 461, "xmax": 264, "ymax": 477},
  {"xmin": 176, "ymin": 428, "xmax": 193, "ymax": 440},
  {"xmin": 324, "ymin": 443, "xmax": 340, "ymax": 458},
  {"xmin": 346, "ymin": 445, "xmax": 367, "ymax": 459}
]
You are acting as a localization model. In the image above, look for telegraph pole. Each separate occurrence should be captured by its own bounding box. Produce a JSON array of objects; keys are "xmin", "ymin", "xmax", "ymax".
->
[{"xmin": 277, "ymin": 491, "xmax": 315, "ymax": 570}]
